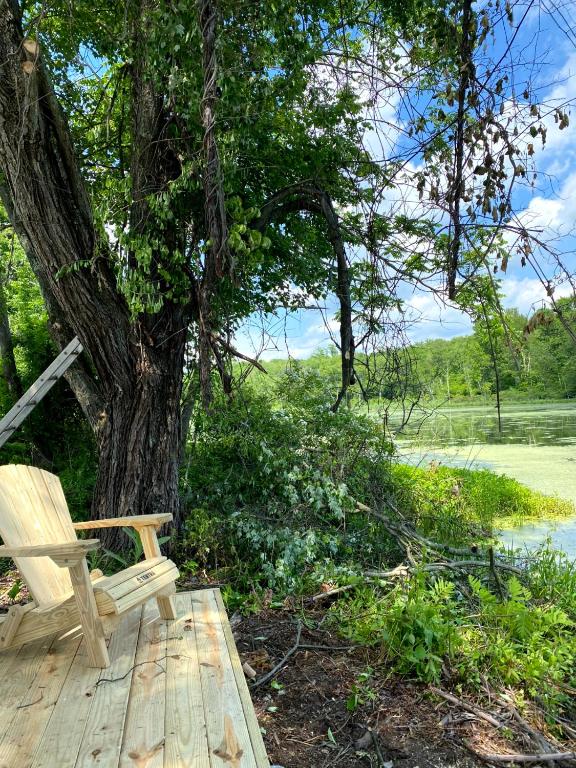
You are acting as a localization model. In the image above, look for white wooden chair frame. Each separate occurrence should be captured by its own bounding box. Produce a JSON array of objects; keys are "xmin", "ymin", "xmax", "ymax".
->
[{"xmin": 0, "ymin": 465, "xmax": 179, "ymax": 668}]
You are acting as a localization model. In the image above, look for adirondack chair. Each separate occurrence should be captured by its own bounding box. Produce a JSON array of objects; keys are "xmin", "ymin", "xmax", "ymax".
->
[{"xmin": 0, "ymin": 464, "xmax": 179, "ymax": 668}]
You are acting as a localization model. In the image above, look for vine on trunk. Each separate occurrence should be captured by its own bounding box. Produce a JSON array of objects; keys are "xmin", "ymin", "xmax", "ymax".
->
[{"xmin": 197, "ymin": 0, "xmax": 229, "ymax": 409}]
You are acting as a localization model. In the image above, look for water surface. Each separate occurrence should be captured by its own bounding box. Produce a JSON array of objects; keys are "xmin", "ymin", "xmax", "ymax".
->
[{"xmin": 388, "ymin": 402, "xmax": 576, "ymax": 553}]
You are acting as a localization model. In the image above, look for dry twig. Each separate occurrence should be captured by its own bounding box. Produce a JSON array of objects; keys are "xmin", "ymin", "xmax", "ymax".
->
[
  {"xmin": 464, "ymin": 743, "xmax": 576, "ymax": 764},
  {"xmin": 431, "ymin": 686, "xmax": 503, "ymax": 729},
  {"xmin": 252, "ymin": 621, "xmax": 302, "ymax": 688}
]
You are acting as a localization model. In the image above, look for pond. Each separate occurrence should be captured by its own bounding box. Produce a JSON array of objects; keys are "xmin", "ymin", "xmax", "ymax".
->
[{"xmin": 388, "ymin": 402, "xmax": 576, "ymax": 555}]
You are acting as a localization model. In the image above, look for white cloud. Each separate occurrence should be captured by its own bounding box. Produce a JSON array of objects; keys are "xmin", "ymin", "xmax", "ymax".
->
[
  {"xmin": 501, "ymin": 275, "xmax": 574, "ymax": 313},
  {"xmin": 402, "ymin": 292, "xmax": 472, "ymax": 342},
  {"xmin": 515, "ymin": 171, "xmax": 576, "ymax": 234}
]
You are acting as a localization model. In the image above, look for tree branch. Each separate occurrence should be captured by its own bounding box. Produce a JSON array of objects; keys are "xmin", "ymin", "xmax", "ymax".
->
[
  {"xmin": 254, "ymin": 182, "xmax": 355, "ymax": 411},
  {"xmin": 210, "ymin": 334, "xmax": 268, "ymax": 374},
  {"xmin": 447, "ymin": 0, "xmax": 474, "ymax": 299}
]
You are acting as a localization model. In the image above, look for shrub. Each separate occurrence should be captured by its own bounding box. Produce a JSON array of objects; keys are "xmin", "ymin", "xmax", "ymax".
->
[
  {"xmin": 388, "ymin": 464, "xmax": 573, "ymax": 544},
  {"xmin": 330, "ymin": 575, "xmax": 460, "ymax": 682},
  {"xmin": 179, "ymin": 370, "xmax": 397, "ymax": 592},
  {"xmin": 456, "ymin": 574, "xmax": 576, "ymax": 704}
]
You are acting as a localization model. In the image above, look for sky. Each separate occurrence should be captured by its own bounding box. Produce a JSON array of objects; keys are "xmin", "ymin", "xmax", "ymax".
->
[{"xmin": 235, "ymin": 1, "xmax": 576, "ymax": 361}]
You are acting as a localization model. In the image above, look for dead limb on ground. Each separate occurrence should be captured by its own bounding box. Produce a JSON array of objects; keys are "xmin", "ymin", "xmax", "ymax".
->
[
  {"xmin": 431, "ymin": 687, "xmax": 576, "ymax": 767},
  {"xmin": 310, "ymin": 500, "xmax": 520, "ymax": 604}
]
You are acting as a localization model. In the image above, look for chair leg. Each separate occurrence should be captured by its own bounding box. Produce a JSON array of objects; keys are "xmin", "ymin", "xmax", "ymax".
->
[
  {"xmin": 69, "ymin": 559, "xmax": 110, "ymax": 668},
  {"xmin": 156, "ymin": 588, "xmax": 177, "ymax": 620},
  {"xmin": 138, "ymin": 525, "xmax": 178, "ymax": 621},
  {"xmin": 0, "ymin": 603, "xmax": 35, "ymax": 649}
]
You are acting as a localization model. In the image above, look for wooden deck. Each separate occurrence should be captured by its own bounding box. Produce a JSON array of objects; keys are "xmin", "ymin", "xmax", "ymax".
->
[{"xmin": 0, "ymin": 589, "xmax": 270, "ymax": 767}]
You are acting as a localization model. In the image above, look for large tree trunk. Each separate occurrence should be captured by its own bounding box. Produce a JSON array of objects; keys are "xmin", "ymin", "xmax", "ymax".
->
[
  {"xmin": 94, "ymin": 324, "xmax": 187, "ymax": 548},
  {"xmin": 0, "ymin": 280, "xmax": 22, "ymax": 400},
  {"xmin": 0, "ymin": 1, "xmax": 187, "ymax": 546}
]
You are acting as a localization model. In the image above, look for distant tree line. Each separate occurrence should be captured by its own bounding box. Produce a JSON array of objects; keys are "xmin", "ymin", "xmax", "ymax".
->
[
  {"xmin": 246, "ymin": 299, "xmax": 576, "ymax": 405},
  {"xmin": 408, "ymin": 301, "xmax": 576, "ymax": 402}
]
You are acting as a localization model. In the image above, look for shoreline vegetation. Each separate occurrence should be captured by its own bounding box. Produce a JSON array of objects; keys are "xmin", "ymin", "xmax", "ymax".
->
[
  {"xmin": 241, "ymin": 298, "xmax": 576, "ymax": 409},
  {"xmin": 178, "ymin": 374, "xmax": 576, "ymax": 761}
]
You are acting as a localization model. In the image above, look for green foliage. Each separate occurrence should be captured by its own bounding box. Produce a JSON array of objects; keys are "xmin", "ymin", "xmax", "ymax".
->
[
  {"xmin": 102, "ymin": 527, "xmax": 171, "ymax": 572},
  {"xmin": 407, "ymin": 299, "xmax": 576, "ymax": 404},
  {"xmin": 388, "ymin": 464, "xmax": 573, "ymax": 544},
  {"xmin": 524, "ymin": 298, "xmax": 576, "ymax": 399},
  {"xmin": 179, "ymin": 369, "xmax": 572, "ymax": 613},
  {"xmin": 179, "ymin": 369, "xmax": 396, "ymax": 594},
  {"xmin": 103, "ymin": 527, "xmax": 144, "ymax": 569},
  {"xmin": 526, "ymin": 544, "xmax": 576, "ymax": 622},
  {"xmin": 237, "ymin": 299, "xmax": 576, "ymax": 409},
  {"xmin": 332, "ymin": 576, "xmax": 459, "ymax": 682},
  {"xmin": 7, "ymin": 578, "xmax": 22, "ymax": 601},
  {"xmin": 346, "ymin": 666, "xmax": 376, "ymax": 712},
  {"xmin": 0, "ymin": 224, "xmax": 98, "ymax": 520},
  {"xmin": 332, "ymin": 564, "xmax": 576, "ymax": 713},
  {"xmin": 0, "ymin": 231, "xmax": 49, "ymax": 414},
  {"xmin": 457, "ymin": 575, "xmax": 576, "ymax": 701},
  {"xmin": 13, "ymin": 0, "xmax": 497, "ymax": 356}
]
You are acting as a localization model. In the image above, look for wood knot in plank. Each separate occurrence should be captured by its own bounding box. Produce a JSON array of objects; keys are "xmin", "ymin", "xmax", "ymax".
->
[
  {"xmin": 127, "ymin": 738, "xmax": 164, "ymax": 767},
  {"xmin": 213, "ymin": 715, "xmax": 244, "ymax": 766}
]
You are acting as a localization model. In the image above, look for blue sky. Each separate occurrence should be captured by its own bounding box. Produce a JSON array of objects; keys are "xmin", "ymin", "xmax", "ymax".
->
[{"xmin": 235, "ymin": 2, "xmax": 576, "ymax": 361}]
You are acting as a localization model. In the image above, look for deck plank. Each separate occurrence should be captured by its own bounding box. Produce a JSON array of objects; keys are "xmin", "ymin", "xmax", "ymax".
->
[
  {"xmin": 63, "ymin": 607, "xmax": 143, "ymax": 767},
  {"xmin": 0, "ymin": 632, "xmax": 82, "ymax": 768},
  {"xmin": 164, "ymin": 592, "xmax": 210, "ymax": 768},
  {"xmin": 214, "ymin": 590, "xmax": 270, "ymax": 768},
  {"xmin": 0, "ymin": 636, "xmax": 54, "ymax": 747},
  {"xmin": 193, "ymin": 588, "xmax": 258, "ymax": 768},
  {"xmin": 30, "ymin": 633, "xmax": 101, "ymax": 768},
  {"xmin": 0, "ymin": 590, "xmax": 270, "ymax": 768},
  {"xmin": 119, "ymin": 601, "xmax": 168, "ymax": 768}
]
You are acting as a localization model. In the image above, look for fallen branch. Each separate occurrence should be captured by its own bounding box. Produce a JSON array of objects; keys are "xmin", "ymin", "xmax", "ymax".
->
[
  {"xmin": 252, "ymin": 621, "xmax": 302, "ymax": 688},
  {"xmin": 355, "ymin": 501, "xmax": 481, "ymax": 558},
  {"xmin": 363, "ymin": 565, "xmax": 411, "ymax": 580},
  {"xmin": 430, "ymin": 686, "xmax": 503, "ymax": 729},
  {"xmin": 370, "ymin": 728, "xmax": 389, "ymax": 767},
  {"xmin": 489, "ymin": 545, "xmax": 506, "ymax": 599},
  {"xmin": 464, "ymin": 744, "xmax": 576, "ymax": 764},
  {"xmin": 309, "ymin": 584, "xmax": 356, "ymax": 602},
  {"xmin": 354, "ymin": 499, "xmax": 525, "ymax": 578},
  {"xmin": 501, "ymin": 698, "xmax": 563, "ymax": 766},
  {"xmin": 424, "ymin": 560, "xmax": 521, "ymax": 575},
  {"xmin": 299, "ymin": 643, "xmax": 356, "ymax": 652},
  {"xmin": 310, "ymin": 559, "xmax": 521, "ymax": 603},
  {"xmin": 365, "ymin": 559, "xmax": 521, "ymax": 579}
]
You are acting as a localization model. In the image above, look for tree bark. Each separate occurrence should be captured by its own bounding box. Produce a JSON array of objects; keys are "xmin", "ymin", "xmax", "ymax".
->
[
  {"xmin": 0, "ymin": 279, "xmax": 22, "ymax": 400},
  {"xmin": 93, "ymin": 329, "xmax": 187, "ymax": 548},
  {"xmin": 197, "ymin": 0, "xmax": 229, "ymax": 409}
]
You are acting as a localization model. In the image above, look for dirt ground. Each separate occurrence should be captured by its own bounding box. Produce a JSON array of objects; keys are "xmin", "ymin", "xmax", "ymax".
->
[
  {"xmin": 234, "ymin": 610, "xmax": 489, "ymax": 768},
  {"xmin": 2, "ymin": 571, "xmax": 571, "ymax": 768}
]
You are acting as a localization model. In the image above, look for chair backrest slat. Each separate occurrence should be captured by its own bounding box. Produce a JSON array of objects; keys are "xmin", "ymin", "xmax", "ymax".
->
[{"xmin": 0, "ymin": 465, "xmax": 76, "ymax": 605}]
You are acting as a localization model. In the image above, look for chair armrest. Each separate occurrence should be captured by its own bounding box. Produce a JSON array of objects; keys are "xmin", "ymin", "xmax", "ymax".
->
[
  {"xmin": 0, "ymin": 539, "xmax": 100, "ymax": 567},
  {"xmin": 73, "ymin": 514, "xmax": 172, "ymax": 531}
]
